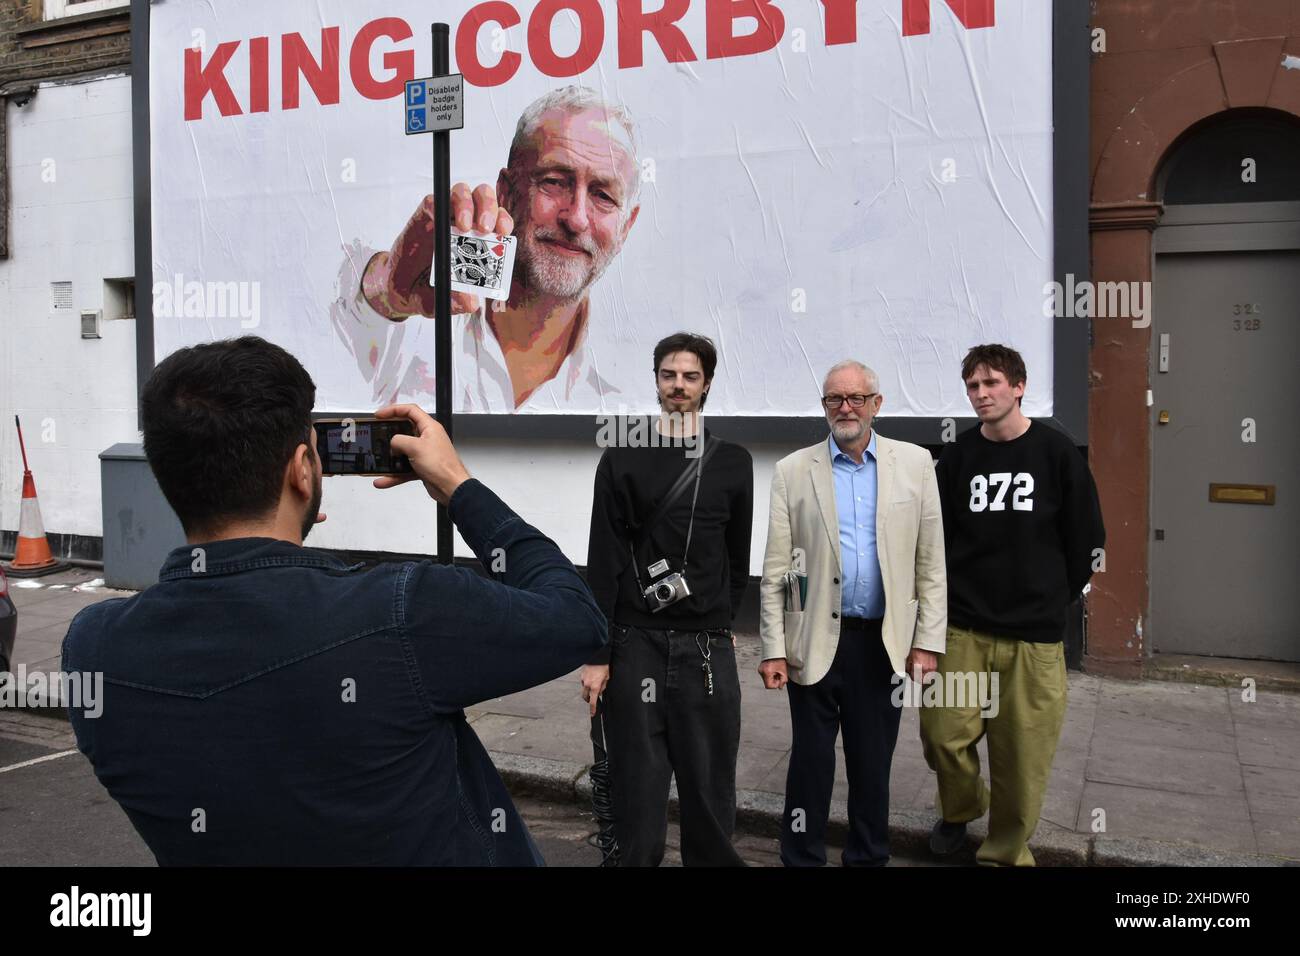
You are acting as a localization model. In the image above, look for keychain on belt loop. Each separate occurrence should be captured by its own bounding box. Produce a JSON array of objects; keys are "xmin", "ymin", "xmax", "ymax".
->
[{"xmin": 695, "ymin": 632, "xmax": 714, "ymax": 697}]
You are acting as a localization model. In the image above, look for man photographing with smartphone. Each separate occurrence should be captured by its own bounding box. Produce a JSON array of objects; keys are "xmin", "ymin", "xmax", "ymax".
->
[
  {"xmin": 581, "ymin": 333, "xmax": 753, "ymax": 866},
  {"xmin": 62, "ymin": 335, "xmax": 607, "ymax": 866}
]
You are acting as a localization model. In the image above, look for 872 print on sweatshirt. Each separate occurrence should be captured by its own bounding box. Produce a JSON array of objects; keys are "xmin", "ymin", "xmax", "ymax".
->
[{"xmin": 968, "ymin": 473, "xmax": 1035, "ymax": 512}]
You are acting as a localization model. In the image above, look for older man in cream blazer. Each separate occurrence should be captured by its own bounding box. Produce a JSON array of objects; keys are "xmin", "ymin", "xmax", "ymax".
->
[{"xmin": 759, "ymin": 360, "xmax": 946, "ymax": 866}]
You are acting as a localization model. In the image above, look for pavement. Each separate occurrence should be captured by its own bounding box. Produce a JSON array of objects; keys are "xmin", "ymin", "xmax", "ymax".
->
[
  {"xmin": 3, "ymin": 709, "xmax": 896, "ymax": 867},
  {"xmin": 5, "ymin": 567, "xmax": 1298, "ymax": 866}
]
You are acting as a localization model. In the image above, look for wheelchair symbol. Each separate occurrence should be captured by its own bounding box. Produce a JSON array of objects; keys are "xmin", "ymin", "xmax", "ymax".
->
[{"xmin": 407, "ymin": 109, "xmax": 426, "ymax": 132}]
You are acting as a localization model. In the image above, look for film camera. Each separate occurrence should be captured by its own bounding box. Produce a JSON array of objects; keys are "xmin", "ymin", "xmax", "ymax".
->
[{"xmin": 642, "ymin": 557, "xmax": 692, "ymax": 613}]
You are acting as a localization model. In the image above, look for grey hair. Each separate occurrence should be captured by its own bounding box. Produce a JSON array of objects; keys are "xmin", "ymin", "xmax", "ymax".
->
[
  {"xmin": 507, "ymin": 85, "xmax": 641, "ymax": 204},
  {"xmin": 823, "ymin": 360, "xmax": 880, "ymax": 395}
]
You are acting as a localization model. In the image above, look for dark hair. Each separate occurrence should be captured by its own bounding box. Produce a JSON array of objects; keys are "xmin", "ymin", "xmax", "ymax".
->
[
  {"xmin": 960, "ymin": 343, "xmax": 1027, "ymax": 405},
  {"xmin": 653, "ymin": 332, "xmax": 717, "ymax": 410},
  {"xmin": 140, "ymin": 336, "xmax": 316, "ymax": 536}
]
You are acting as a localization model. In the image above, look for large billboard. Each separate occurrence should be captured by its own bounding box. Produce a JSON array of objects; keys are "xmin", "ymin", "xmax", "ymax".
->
[{"xmin": 150, "ymin": 0, "xmax": 1053, "ymax": 417}]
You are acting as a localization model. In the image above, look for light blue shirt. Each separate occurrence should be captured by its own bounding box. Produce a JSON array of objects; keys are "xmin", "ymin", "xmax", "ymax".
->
[{"xmin": 830, "ymin": 432, "xmax": 885, "ymax": 619}]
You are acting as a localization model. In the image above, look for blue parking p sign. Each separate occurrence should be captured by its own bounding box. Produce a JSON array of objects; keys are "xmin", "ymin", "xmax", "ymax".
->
[{"xmin": 403, "ymin": 74, "xmax": 464, "ymax": 136}]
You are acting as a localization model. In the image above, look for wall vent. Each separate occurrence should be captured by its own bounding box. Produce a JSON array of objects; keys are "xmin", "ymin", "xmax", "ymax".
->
[{"xmin": 51, "ymin": 281, "xmax": 73, "ymax": 310}]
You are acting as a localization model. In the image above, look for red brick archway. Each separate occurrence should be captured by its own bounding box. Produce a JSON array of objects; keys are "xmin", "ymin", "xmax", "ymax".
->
[
  {"xmin": 1095, "ymin": 37, "xmax": 1300, "ymax": 204},
  {"xmin": 1086, "ymin": 36, "xmax": 1300, "ymax": 677}
]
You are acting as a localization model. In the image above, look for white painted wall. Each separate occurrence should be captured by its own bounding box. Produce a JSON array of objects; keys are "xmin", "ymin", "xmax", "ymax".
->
[
  {"xmin": 0, "ymin": 74, "xmax": 796, "ymax": 574},
  {"xmin": 0, "ymin": 74, "xmax": 139, "ymax": 542}
]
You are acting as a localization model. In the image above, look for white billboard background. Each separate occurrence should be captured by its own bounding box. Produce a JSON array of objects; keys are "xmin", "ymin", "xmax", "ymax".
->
[{"xmin": 151, "ymin": 0, "xmax": 1054, "ymax": 418}]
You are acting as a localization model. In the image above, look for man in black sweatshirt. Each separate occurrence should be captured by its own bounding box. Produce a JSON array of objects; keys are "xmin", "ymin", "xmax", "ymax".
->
[
  {"xmin": 581, "ymin": 332, "xmax": 753, "ymax": 866},
  {"xmin": 921, "ymin": 343, "xmax": 1104, "ymax": 866}
]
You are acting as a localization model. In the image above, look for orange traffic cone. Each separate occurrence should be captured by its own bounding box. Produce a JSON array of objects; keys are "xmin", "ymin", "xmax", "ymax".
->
[{"xmin": 5, "ymin": 416, "xmax": 69, "ymax": 578}]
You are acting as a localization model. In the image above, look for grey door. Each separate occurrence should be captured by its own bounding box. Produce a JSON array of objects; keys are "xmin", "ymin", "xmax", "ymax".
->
[{"xmin": 1150, "ymin": 248, "xmax": 1299, "ymax": 660}]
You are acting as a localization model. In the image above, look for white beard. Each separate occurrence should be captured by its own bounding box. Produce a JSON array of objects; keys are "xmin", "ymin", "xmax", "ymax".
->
[
  {"xmin": 519, "ymin": 229, "xmax": 618, "ymax": 299},
  {"xmin": 831, "ymin": 418, "xmax": 869, "ymax": 444}
]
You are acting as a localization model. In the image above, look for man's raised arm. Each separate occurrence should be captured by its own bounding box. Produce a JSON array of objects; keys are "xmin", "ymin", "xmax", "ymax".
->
[{"xmin": 374, "ymin": 405, "xmax": 606, "ymax": 711}]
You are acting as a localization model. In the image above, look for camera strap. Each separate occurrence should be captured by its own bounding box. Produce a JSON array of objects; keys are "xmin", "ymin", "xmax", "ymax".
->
[
  {"xmin": 679, "ymin": 445, "xmax": 706, "ymax": 573},
  {"xmin": 628, "ymin": 435, "xmax": 718, "ymax": 587}
]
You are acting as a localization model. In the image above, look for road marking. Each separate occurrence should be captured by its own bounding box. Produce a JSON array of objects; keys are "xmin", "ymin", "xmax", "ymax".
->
[{"xmin": 0, "ymin": 749, "xmax": 79, "ymax": 774}]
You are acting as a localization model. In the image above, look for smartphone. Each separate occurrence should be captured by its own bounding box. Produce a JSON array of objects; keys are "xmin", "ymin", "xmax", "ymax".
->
[{"xmin": 313, "ymin": 417, "xmax": 417, "ymax": 476}]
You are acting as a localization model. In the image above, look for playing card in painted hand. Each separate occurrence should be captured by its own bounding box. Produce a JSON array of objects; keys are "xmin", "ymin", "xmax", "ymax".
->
[{"xmin": 431, "ymin": 230, "xmax": 517, "ymax": 301}]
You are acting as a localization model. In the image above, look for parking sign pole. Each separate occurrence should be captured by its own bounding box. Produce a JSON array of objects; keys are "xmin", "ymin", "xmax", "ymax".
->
[
  {"xmin": 403, "ymin": 26, "xmax": 463, "ymax": 566},
  {"xmin": 432, "ymin": 23, "xmax": 454, "ymax": 566}
]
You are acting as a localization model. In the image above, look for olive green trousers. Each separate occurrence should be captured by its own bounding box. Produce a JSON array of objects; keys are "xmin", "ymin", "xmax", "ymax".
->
[{"xmin": 919, "ymin": 626, "xmax": 1068, "ymax": 866}]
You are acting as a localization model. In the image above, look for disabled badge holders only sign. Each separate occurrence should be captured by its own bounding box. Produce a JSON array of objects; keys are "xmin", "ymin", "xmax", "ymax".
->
[{"xmin": 405, "ymin": 75, "xmax": 464, "ymax": 135}]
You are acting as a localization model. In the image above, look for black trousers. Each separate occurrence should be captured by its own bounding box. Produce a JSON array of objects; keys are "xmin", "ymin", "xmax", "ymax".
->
[
  {"xmin": 604, "ymin": 624, "xmax": 744, "ymax": 867},
  {"xmin": 780, "ymin": 618, "xmax": 902, "ymax": 866}
]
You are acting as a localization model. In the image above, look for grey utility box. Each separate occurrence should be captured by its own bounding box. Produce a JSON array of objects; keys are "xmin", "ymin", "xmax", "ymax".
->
[{"xmin": 99, "ymin": 444, "xmax": 186, "ymax": 591}]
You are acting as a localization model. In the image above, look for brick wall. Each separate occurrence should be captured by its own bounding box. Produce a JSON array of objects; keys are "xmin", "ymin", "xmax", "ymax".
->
[{"xmin": 0, "ymin": 0, "xmax": 130, "ymax": 86}]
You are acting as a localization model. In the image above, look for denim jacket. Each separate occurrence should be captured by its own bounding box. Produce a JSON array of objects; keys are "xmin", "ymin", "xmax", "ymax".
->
[{"xmin": 62, "ymin": 479, "xmax": 606, "ymax": 865}]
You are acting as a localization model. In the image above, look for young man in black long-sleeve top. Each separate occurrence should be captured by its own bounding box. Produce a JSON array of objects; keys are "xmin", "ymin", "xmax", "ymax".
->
[
  {"xmin": 921, "ymin": 343, "xmax": 1105, "ymax": 866},
  {"xmin": 581, "ymin": 333, "xmax": 753, "ymax": 866}
]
